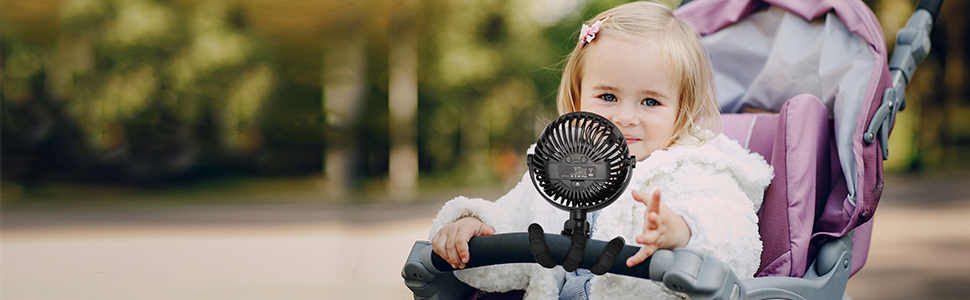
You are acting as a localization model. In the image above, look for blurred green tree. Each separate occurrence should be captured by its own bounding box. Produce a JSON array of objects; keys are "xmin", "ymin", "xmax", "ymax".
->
[
  {"xmin": 2, "ymin": 0, "xmax": 967, "ymax": 201},
  {"xmin": 2, "ymin": 0, "xmax": 279, "ymax": 184}
]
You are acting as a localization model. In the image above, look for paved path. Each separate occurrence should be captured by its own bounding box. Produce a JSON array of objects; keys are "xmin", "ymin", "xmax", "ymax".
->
[
  {"xmin": 3, "ymin": 202, "xmax": 445, "ymax": 300},
  {"xmin": 3, "ymin": 174, "xmax": 970, "ymax": 299},
  {"xmin": 843, "ymin": 173, "xmax": 970, "ymax": 299}
]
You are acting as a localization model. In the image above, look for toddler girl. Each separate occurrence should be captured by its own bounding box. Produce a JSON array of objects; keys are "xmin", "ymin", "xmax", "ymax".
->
[{"xmin": 429, "ymin": 1, "xmax": 773, "ymax": 299}]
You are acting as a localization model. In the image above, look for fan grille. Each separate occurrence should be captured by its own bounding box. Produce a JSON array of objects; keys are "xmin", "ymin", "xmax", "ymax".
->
[{"xmin": 528, "ymin": 112, "xmax": 634, "ymax": 212}]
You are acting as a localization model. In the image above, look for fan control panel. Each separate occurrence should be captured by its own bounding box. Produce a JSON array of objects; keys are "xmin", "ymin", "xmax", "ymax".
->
[{"xmin": 547, "ymin": 154, "xmax": 608, "ymax": 189}]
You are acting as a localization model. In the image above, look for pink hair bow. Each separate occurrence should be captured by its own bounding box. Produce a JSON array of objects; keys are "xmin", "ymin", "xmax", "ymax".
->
[{"xmin": 579, "ymin": 16, "xmax": 609, "ymax": 49}]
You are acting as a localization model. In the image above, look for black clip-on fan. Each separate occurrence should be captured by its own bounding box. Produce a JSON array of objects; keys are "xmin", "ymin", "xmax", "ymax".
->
[{"xmin": 526, "ymin": 111, "xmax": 636, "ymax": 275}]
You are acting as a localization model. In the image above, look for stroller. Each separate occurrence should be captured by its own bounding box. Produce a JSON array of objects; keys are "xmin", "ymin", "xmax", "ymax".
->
[{"xmin": 402, "ymin": 0, "xmax": 942, "ymax": 299}]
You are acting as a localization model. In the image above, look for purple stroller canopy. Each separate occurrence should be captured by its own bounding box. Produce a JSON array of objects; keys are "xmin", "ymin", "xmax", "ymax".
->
[{"xmin": 676, "ymin": 0, "xmax": 892, "ymax": 277}]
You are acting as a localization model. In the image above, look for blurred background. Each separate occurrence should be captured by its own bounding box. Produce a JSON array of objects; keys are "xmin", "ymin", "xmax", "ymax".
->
[{"xmin": 2, "ymin": 0, "xmax": 968, "ymax": 299}]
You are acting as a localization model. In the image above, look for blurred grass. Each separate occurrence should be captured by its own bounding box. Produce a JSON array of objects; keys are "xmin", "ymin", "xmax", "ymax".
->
[
  {"xmin": 2, "ymin": 177, "xmax": 326, "ymax": 207},
  {"xmin": 0, "ymin": 172, "xmax": 512, "ymax": 209}
]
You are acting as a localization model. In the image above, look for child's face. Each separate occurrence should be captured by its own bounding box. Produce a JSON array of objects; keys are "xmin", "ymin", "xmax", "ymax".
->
[{"xmin": 579, "ymin": 36, "xmax": 680, "ymax": 160}]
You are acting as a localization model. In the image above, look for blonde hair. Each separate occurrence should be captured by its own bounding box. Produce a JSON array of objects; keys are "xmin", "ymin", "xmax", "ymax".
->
[{"xmin": 556, "ymin": 1, "xmax": 721, "ymax": 147}]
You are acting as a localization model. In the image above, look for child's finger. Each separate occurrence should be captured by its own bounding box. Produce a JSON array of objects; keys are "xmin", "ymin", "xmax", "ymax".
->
[
  {"xmin": 632, "ymin": 190, "xmax": 648, "ymax": 204},
  {"xmin": 478, "ymin": 224, "xmax": 496, "ymax": 236},
  {"xmin": 626, "ymin": 244, "xmax": 657, "ymax": 267},
  {"xmin": 455, "ymin": 240, "xmax": 470, "ymax": 266},
  {"xmin": 647, "ymin": 211, "xmax": 660, "ymax": 230},
  {"xmin": 431, "ymin": 232, "xmax": 448, "ymax": 265},
  {"xmin": 433, "ymin": 232, "xmax": 452, "ymax": 260},
  {"xmin": 443, "ymin": 236, "xmax": 459, "ymax": 268},
  {"xmin": 431, "ymin": 231, "xmax": 441, "ymax": 252},
  {"xmin": 454, "ymin": 225, "xmax": 478, "ymax": 268},
  {"xmin": 648, "ymin": 190, "xmax": 661, "ymax": 215},
  {"xmin": 451, "ymin": 224, "xmax": 495, "ymax": 267},
  {"xmin": 446, "ymin": 230, "xmax": 464, "ymax": 268},
  {"xmin": 636, "ymin": 231, "xmax": 660, "ymax": 245},
  {"xmin": 437, "ymin": 232, "xmax": 460, "ymax": 268}
]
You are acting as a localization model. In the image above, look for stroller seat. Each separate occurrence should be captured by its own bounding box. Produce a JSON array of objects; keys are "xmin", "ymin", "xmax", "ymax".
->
[
  {"xmin": 722, "ymin": 94, "xmax": 844, "ymax": 279},
  {"xmin": 683, "ymin": 0, "xmax": 893, "ymax": 279}
]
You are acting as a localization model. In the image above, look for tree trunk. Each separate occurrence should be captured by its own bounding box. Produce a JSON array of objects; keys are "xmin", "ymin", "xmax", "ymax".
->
[{"xmin": 389, "ymin": 2, "xmax": 419, "ymax": 199}]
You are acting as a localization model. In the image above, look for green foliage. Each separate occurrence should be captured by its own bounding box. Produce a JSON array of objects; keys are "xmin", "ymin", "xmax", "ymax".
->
[
  {"xmin": 2, "ymin": 0, "xmax": 280, "ymax": 184},
  {"xmin": 4, "ymin": 0, "xmax": 963, "ymax": 195}
]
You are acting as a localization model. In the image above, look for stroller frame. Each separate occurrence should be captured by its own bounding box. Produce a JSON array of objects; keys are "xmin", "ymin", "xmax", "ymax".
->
[{"xmin": 403, "ymin": 0, "xmax": 941, "ymax": 299}]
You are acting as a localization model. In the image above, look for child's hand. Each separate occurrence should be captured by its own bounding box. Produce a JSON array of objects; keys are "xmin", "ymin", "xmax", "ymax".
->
[
  {"xmin": 431, "ymin": 216, "xmax": 496, "ymax": 269},
  {"xmin": 626, "ymin": 190, "xmax": 691, "ymax": 267}
]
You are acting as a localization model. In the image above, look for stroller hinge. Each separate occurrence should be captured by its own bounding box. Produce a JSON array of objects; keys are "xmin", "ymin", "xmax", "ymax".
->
[{"xmin": 864, "ymin": 88, "xmax": 897, "ymax": 160}]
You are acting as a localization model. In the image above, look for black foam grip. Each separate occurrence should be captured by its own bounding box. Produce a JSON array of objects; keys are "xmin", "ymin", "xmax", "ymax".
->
[
  {"xmin": 529, "ymin": 224, "xmax": 557, "ymax": 268},
  {"xmin": 427, "ymin": 233, "xmax": 654, "ymax": 279},
  {"xmin": 590, "ymin": 237, "xmax": 625, "ymax": 275},
  {"xmin": 917, "ymin": 0, "xmax": 943, "ymax": 21},
  {"xmin": 562, "ymin": 231, "xmax": 587, "ymax": 272}
]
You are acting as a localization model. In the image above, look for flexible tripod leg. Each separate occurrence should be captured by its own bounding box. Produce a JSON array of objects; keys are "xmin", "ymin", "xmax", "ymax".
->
[
  {"xmin": 590, "ymin": 237, "xmax": 624, "ymax": 275},
  {"xmin": 529, "ymin": 223, "xmax": 625, "ymax": 275},
  {"xmin": 562, "ymin": 230, "xmax": 587, "ymax": 272},
  {"xmin": 529, "ymin": 223, "xmax": 557, "ymax": 268}
]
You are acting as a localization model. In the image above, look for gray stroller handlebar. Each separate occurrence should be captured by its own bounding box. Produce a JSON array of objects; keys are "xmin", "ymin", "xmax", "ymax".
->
[
  {"xmin": 404, "ymin": 233, "xmax": 748, "ymax": 300},
  {"xmin": 403, "ymin": 232, "xmax": 857, "ymax": 300},
  {"xmin": 917, "ymin": 0, "xmax": 943, "ymax": 21}
]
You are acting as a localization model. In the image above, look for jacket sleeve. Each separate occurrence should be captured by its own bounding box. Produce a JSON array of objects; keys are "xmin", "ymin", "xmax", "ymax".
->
[
  {"xmin": 428, "ymin": 172, "xmax": 538, "ymax": 238},
  {"xmin": 658, "ymin": 162, "xmax": 765, "ymax": 279},
  {"xmin": 426, "ymin": 172, "xmax": 539, "ymax": 292}
]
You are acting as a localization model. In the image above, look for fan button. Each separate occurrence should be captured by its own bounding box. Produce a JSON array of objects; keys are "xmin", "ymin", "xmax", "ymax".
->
[
  {"xmin": 581, "ymin": 157, "xmax": 588, "ymax": 163},
  {"xmin": 565, "ymin": 156, "xmax": 573, "ymax": 163}
]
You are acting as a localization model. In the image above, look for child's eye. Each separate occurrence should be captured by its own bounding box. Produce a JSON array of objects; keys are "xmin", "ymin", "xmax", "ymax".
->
[
  {"xmin": 598, "ymin": 94, "xmax": 617, "ymax": 102},
  {"xmin": 642, "ymin": 98, "xmax": 659, "ymax": 106}
]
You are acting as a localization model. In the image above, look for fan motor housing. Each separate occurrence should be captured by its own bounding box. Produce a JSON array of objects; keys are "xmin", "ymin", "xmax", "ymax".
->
[{"xmin": 527, "ymin": 112, "xmax": 635, "ymax": 213}]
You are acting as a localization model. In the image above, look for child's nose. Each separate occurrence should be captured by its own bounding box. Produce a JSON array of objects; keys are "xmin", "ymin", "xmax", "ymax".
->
[{"xmin": 613, "ymin": 104, "xmax": 639, "ymax": 126}]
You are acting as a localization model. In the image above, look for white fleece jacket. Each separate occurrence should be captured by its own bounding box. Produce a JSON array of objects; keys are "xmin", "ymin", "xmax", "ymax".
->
[{"xmin": 429, "ymin": 134, "xmax": 773, "ymax": 300}]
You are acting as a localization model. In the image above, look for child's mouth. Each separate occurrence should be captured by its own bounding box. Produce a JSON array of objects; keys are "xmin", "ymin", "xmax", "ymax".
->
[{"xmin": 624, "ymin": 135, "xmax": 641, "ymax": 144}]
